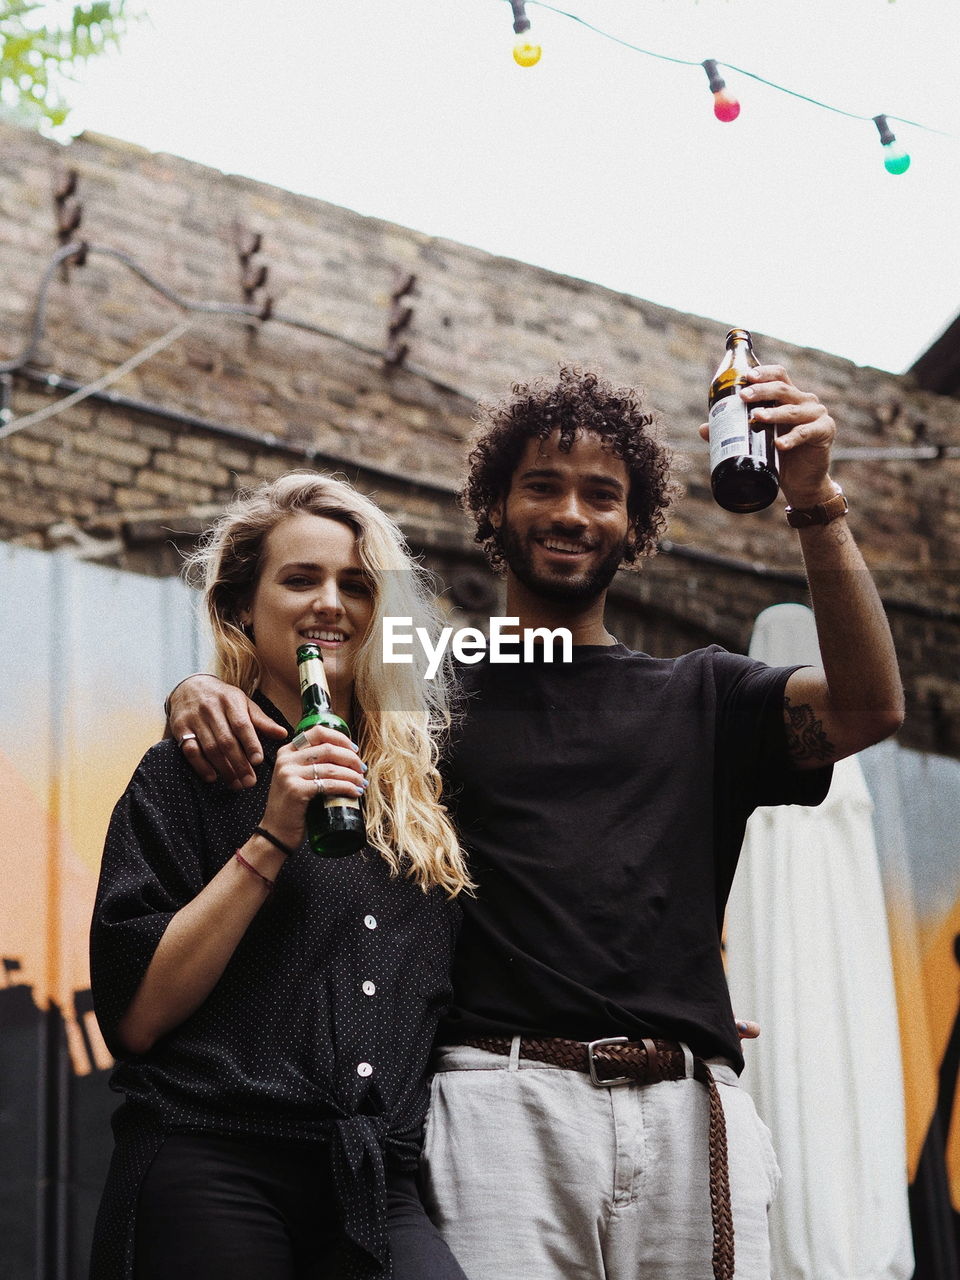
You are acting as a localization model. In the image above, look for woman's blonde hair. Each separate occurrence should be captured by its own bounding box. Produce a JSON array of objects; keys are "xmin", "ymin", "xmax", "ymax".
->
[{"xmin": 185, "ymin": 471, "xmax": 471, "ymax": 897}]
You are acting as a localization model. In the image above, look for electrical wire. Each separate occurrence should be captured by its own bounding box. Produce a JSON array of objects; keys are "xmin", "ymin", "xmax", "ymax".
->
[
  {"xmin": 0, "ymin": 318, "xmax": 194, "ymax": 440},
  {"xmin": 526, "ymin": 0, "xmax": 957, "ymax": 138},
  {"xmin": 0, "ymin": 241, "xmax": 474, "ymax": 402},
  {"xmin": 1, "ymin": 240, "xmax": 954, "ymax": 463}
]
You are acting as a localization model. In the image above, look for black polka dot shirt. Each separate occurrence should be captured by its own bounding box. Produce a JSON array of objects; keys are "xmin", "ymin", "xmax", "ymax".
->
[{"xmin": 89, "ymin": 693, "xmax": 460, "ymax": 1280}]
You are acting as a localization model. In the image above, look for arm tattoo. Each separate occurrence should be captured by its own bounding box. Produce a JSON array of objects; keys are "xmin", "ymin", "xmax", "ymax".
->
[{"xmin": 783, "ymin": 695, "xmax": 835, "ymax": 763}]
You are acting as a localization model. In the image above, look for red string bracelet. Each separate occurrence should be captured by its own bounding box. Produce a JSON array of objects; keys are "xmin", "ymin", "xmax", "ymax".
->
[{"xmin": 235, "ymin": 850, "xmax": 275, "ymax": 892}]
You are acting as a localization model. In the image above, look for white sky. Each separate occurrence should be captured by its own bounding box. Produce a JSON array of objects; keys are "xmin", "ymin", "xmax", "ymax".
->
[{"xmin": 59, "ymin": 0, "xmax": 960, "ymax": 374}]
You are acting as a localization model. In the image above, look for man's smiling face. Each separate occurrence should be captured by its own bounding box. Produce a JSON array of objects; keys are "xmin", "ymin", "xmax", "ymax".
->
[{"xmin": 492, "ymin": 430, "xmax": 633, "ymax": 604}]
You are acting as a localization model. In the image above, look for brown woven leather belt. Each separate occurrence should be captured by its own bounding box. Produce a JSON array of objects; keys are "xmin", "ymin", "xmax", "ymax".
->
[{"xmin": 460, "ymin": 1035, "xmax": 734, "ymax": 1280}]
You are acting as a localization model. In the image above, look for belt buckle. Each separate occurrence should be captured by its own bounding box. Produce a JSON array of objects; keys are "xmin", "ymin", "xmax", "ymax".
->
[{"xmin": 586, "ymin": 1036, "xmax": 630, "ymax": 1088}]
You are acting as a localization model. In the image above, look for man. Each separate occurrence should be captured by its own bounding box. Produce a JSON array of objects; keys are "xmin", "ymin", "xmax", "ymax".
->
[{"xmin": 167, "ymin": 363, "xmax": 903, "ymax": 1280}]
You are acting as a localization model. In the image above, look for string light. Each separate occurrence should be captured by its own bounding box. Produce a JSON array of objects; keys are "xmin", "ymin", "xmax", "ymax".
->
[
  {"xmin": 702, "ymin": 59, "xmax": 740, "ymax": 123},
  {"xmin": 508, "ymin": 0, "xmax": 542, "ymax": 67},
  {"xmin": 873, "ymin": 114, "xmax": 911, "ymax": 174},
  {"xmin": 518, "ymin": 1, "xmax": 956, "ymax": 171}
]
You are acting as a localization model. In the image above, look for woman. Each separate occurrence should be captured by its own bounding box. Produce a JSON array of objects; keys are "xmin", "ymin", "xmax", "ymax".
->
[{"xmin": 89, "ymin": 472, "xmax": 471, "ymax": 1280}]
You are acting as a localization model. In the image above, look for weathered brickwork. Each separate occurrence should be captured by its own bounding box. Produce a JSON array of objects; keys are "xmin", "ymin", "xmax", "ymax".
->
[{"xmin": 2, "ymin": 120, "xmax": 959, "ymax": 753}]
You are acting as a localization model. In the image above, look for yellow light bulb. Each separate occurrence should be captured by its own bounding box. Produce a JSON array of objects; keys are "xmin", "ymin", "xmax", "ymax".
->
[{"xmin": 513, "ymin": 35, "xmax": 541, "ymax": 67}]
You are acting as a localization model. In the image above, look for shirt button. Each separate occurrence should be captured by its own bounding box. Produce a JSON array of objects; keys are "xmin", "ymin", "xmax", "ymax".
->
[
  {"xmin": 364, "ymin": 915, "xmax": 377, "ymax": 930},
  {"xmin": 357, "ymin": 1062, "xmax": 373, "ymax": 1077},
  {"xmin": 362, "ymin": 980, "xmax": 376, "ymax": 997}
]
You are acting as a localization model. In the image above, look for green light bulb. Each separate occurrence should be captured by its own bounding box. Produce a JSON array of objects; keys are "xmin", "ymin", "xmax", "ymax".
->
[{"xmin": 882, "ymin": 142, "xmax": 911, "ymax": 175}]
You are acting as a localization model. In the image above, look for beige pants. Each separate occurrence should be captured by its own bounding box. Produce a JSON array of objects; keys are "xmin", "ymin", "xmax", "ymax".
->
[{"xmin": 420, "ymin": 1043, "xmax": 780, "ymax": 1280}]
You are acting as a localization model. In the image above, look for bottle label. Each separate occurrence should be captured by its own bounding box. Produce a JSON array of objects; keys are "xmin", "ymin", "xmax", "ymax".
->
[
  {"xmin": 325, "ymin": 797, "xmax": 361, "ymax": 811},
  {"xmin": 298, "ymin": 655, "xmax": 331, "ymax": 701},
  {"xmin": 709, "ymin": 393, "xmax": 763, "ymax": 470}
]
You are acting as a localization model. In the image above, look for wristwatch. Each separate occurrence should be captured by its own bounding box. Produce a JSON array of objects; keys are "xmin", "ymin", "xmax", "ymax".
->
[{"xmin": 784, "ymin": 487, "xmax": 848, "ymax": 529}]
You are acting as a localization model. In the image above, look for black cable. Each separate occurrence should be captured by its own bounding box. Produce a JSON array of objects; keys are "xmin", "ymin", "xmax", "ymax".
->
[
  {"xmin": 3, "ymin": 242, "xmax": 954, "ymax": 463},
  {"xmin": 0, "ymin": 241, "xmax": 473, "ymax": 402}
]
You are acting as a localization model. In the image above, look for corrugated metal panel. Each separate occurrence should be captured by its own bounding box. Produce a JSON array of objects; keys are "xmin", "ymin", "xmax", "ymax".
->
[{"xmin": 0, "ymin": 544, "xmax": 209, "ymax": 1280}]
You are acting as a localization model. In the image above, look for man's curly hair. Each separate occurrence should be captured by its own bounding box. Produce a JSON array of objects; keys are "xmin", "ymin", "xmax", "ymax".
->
[{"xmin": 460, "ymin": 366, "xmax": 674, "ymax": 574}]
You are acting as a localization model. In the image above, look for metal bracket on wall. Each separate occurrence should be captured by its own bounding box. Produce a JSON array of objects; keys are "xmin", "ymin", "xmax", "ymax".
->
[
  {"xmin": 384, "ymin": 271, "xmax": 417, "ymax": 369},
  {"xmin": 234, "ymin": 225, "xmax": 274, "ymax": 327},
  {"xmin": 52, "ymin": 168, "xmax": 86, "ymax": 278}
]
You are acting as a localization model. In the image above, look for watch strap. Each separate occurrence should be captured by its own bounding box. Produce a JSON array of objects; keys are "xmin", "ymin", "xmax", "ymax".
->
[{"xmin": 785, "ymin": 488, "xmax": 848, "ymax": 529}]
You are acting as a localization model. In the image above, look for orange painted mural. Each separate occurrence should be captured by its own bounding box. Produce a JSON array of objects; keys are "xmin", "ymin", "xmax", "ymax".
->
[
  {"xmin": 0, "ymin": 544, "xmax": 207, "ymax": 1279},
  {"xmin": 863, "ymin": 744, "xmax": 960, "ymax": 1278}
]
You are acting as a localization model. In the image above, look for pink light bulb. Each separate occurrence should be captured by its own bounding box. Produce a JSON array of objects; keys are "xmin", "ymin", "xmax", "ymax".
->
[
  {"xmin": 713, "ymin": 90, "xmax": 741, "ymax": 122},
  {"xmin": 702, "ymin": 61, "xmax": 740, "ymax": 123}
]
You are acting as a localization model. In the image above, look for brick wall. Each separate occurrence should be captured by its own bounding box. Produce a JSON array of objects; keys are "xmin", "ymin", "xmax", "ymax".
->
[{"xmin": 2, "ymin": 119, "xmax": 959, "ymax": 753}]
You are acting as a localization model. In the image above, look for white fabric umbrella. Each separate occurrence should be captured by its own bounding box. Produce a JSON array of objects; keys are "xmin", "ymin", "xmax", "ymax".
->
[{"xmin": 724, "ymin": 603, "xmax": 913, "ymax": 1280}]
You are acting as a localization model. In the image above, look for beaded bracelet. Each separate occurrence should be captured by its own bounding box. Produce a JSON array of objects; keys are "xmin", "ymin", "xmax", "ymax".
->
[{"xmin": 235, "ymin": 850, "xmax": 275, "ymax": 892}]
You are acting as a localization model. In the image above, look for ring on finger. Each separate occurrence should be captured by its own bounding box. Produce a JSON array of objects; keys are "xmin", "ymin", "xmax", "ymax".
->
[
  {"xmin": 312, "ymin": 763, "xmax": 320, "ymax": 781},
  {"xmin": 178, "ymin": 732, "xmax": 198, "ymax": 749},
  {"xmin": 315, "ymin": 777, "xmax": 324, "ymax": 795}
]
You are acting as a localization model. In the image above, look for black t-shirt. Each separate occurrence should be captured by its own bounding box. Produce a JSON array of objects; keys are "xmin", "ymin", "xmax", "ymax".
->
[{"xmin": 438, "ymin": 643, "xmax": 831, "ymax": 1070}]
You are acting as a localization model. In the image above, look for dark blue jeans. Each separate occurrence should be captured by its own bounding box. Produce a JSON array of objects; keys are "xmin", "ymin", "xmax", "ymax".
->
[{"xmin": 134, "ymin": 1132, "xmax": 467, "ymax": 1280}]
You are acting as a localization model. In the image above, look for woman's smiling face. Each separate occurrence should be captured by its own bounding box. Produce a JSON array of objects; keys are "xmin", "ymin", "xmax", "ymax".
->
[{"xmin": 240, "ymin": 511, "xmax": 374, "ymax": 723}]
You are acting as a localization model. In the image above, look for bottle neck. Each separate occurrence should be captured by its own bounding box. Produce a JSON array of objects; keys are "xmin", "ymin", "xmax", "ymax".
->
[
  {"xmin": 724, "ymin": 331, "xmax": 757, "ymax": 373},
  {"xmin": 298, "ymin": 651, "xmax": 333, "ymax": 715}
]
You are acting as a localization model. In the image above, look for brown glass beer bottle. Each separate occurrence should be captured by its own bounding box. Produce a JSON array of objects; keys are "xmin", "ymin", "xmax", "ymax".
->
[{"xmin": 708, "ymin": 328, "xmax": 779, "ymax": 513}]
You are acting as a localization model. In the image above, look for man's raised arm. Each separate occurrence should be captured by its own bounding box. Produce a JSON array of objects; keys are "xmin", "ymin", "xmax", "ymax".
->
[{"xmin": 702, "ymin": 363, "xmax": 904, "ymax": 768}]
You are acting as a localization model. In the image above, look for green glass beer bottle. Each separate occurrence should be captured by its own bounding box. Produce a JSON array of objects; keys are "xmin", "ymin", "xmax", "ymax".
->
[
  {"xmin": 708, "ymin": 327, "xmax": 779, "ymax": 513},
  {"xmin": 295, "ymin": 643, "xmax": 366, "ymax": 857}
]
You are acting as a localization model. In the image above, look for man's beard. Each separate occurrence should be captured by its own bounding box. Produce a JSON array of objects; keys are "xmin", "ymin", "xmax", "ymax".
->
[{"xmin": 499, "ymin": 522, "xmax": 627, "ymax": 604}]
